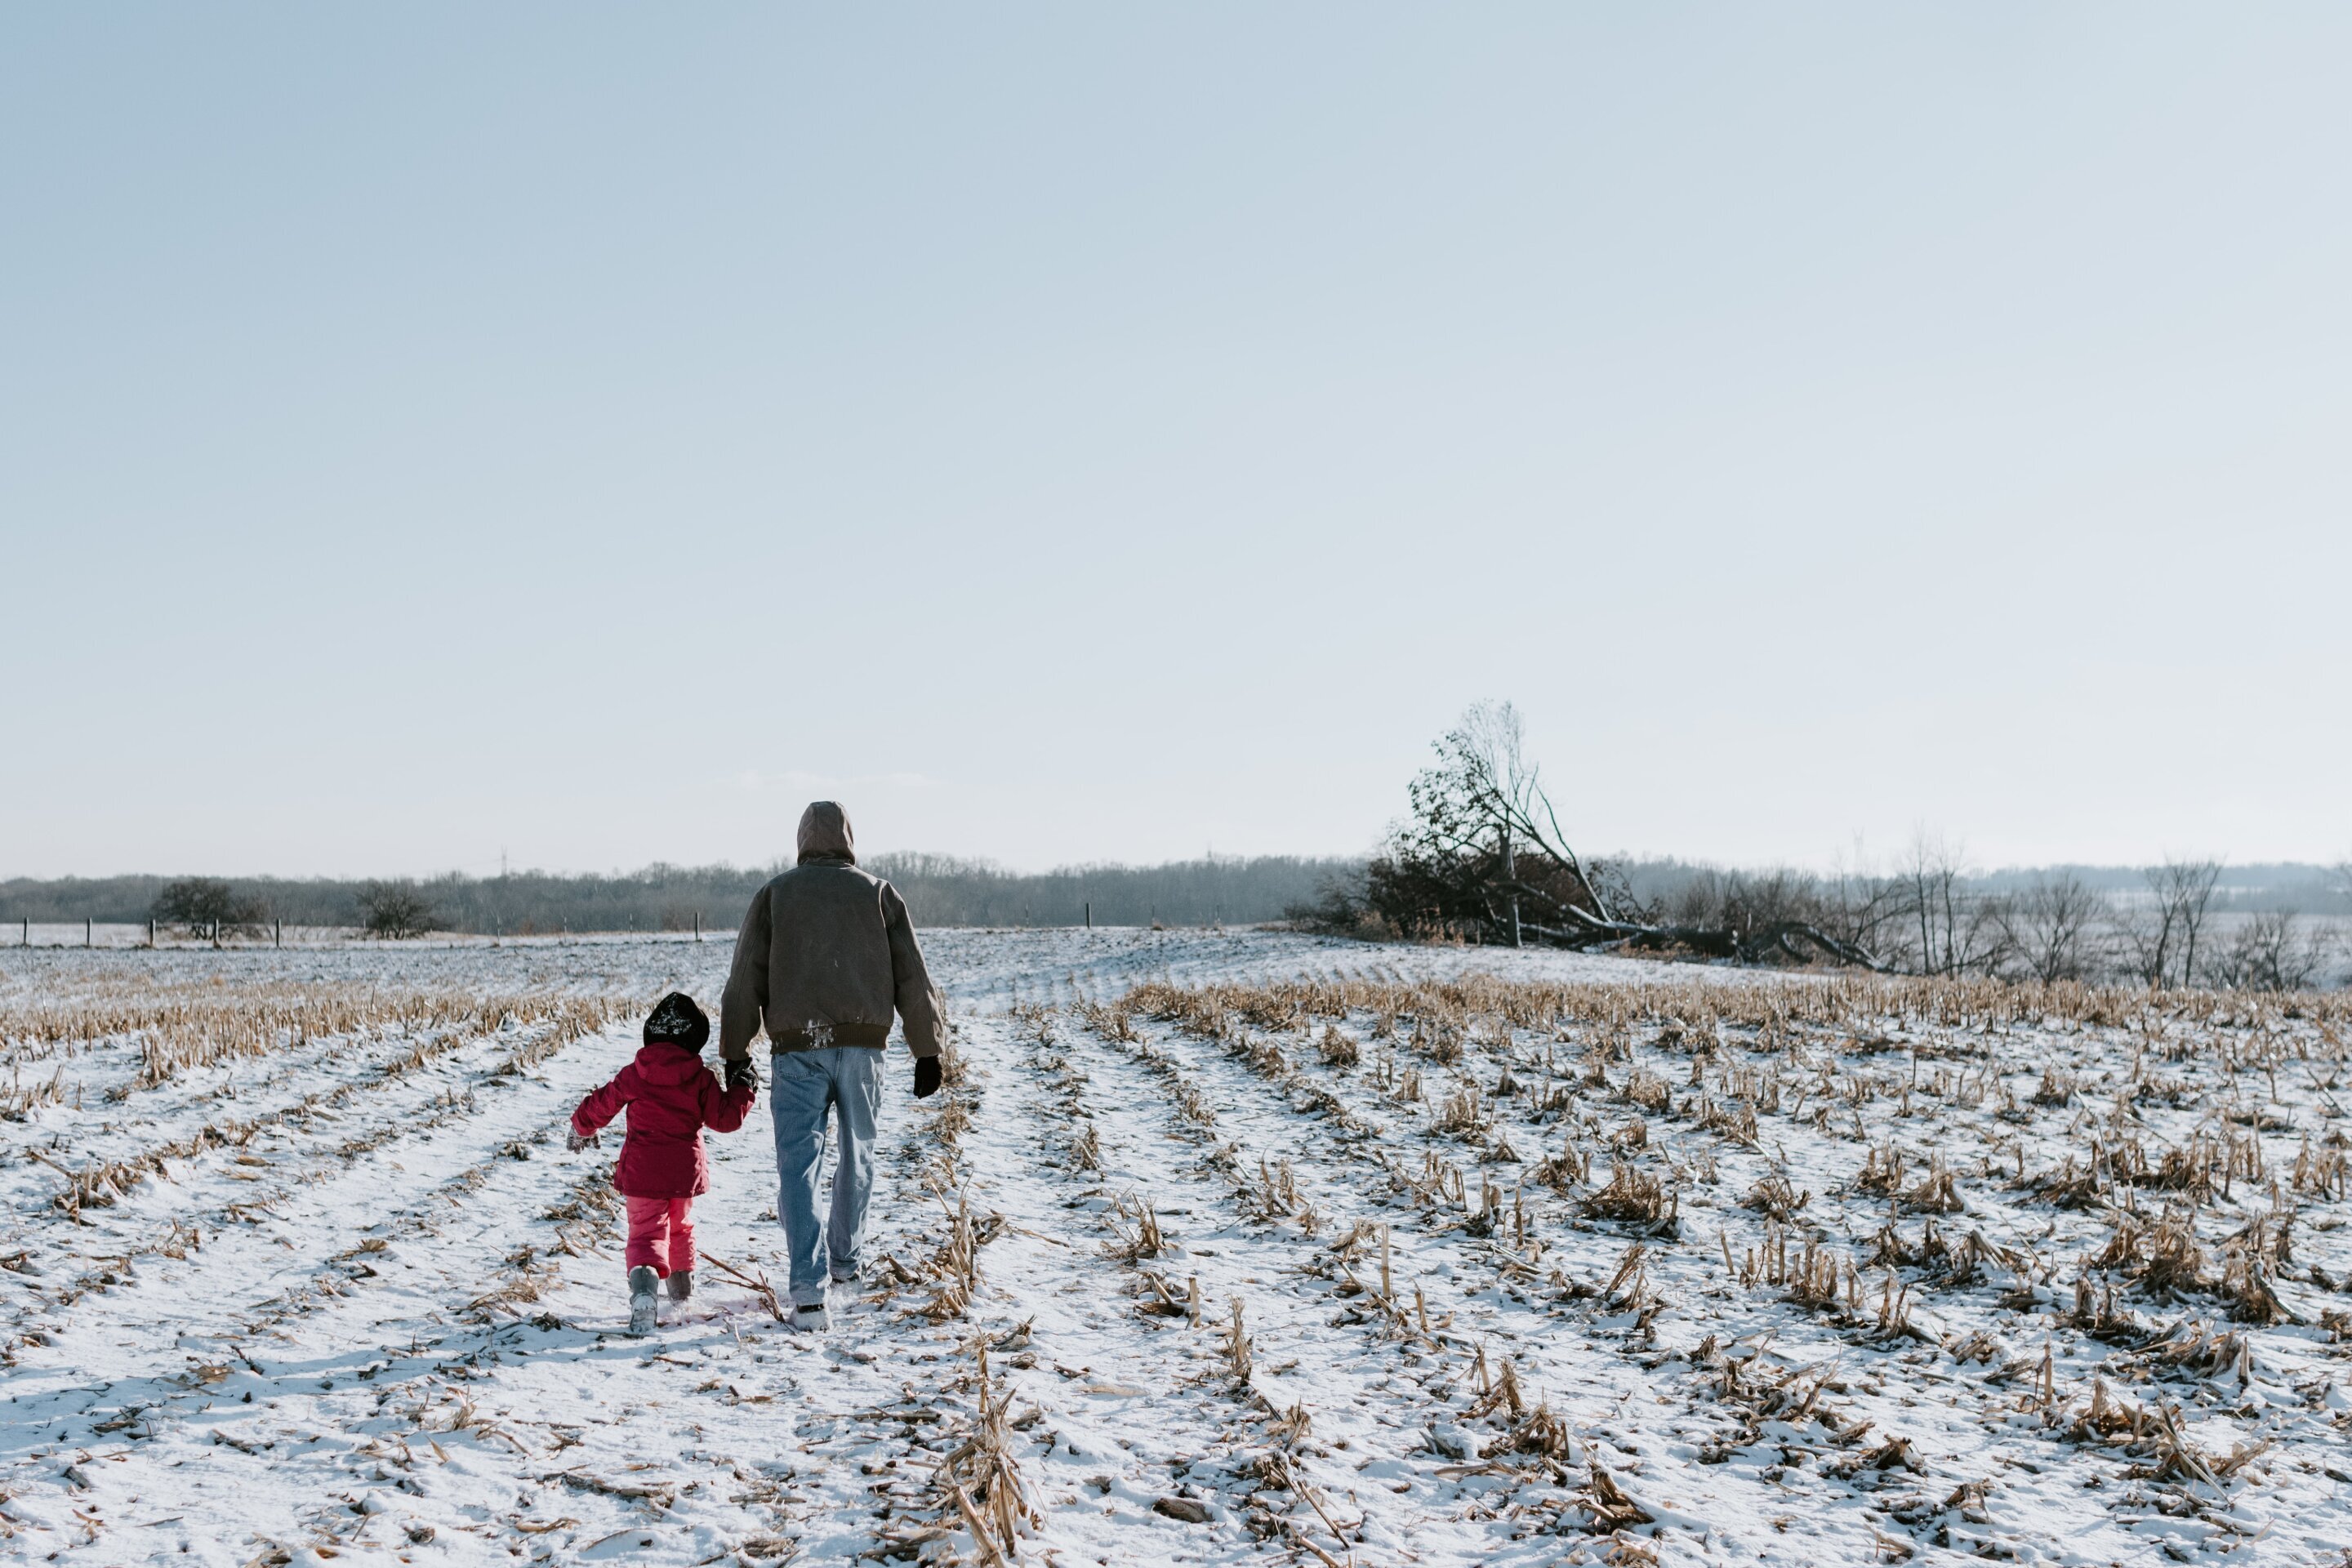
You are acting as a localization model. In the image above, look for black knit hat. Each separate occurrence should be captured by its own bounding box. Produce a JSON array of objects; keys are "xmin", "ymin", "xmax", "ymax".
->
[{"xmin": 644, "ymin": 991, "xmax": 710, "ymax": 1054}]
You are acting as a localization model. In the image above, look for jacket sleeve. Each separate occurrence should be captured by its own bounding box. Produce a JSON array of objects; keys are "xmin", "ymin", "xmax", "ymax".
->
[
  {"xmin": 572, "ymin": 1067, "xmax": 635, "ymax": 1138},
  {"xmin": 702, "ymin": 1067, "xmax": 755, "ymax": 1134},
  {"xmin": 718, "ymin": 884, "xmax": 773, "ymax": 1064},
  {"xmin": 880, "ymin": 881, "xmax": 947, "ymax": 1059}
]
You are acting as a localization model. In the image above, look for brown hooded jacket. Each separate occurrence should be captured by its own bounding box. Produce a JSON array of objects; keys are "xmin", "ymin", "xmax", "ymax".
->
[{"xmin": 719, "ymin": 802, "xmax": 947, "ymax": 1062}]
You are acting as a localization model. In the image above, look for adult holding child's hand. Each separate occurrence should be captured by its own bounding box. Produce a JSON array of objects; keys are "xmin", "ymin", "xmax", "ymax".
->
[{"xmin": 720, "ymin": 801, "xmax": 948, "ymax": 1333}]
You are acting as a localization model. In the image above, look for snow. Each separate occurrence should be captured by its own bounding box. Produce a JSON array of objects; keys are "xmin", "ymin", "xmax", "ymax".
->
[{"xmin": 4, "ymin": 929, "xmax": 2350, "ymax": 1565}]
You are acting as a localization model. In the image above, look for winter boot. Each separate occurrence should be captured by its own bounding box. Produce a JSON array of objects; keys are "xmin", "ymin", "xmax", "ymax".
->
[
  {"xmin": 666, "ymin": 1269, "xmax": 693, "ymax": 1303},
  {"xmin": 627, "ymin": 1267, "xmax": 660, "ymax": 1336},
  {"xmin": 787, "ymin": 1300, "xmax": 829, "ymax": 1334}
]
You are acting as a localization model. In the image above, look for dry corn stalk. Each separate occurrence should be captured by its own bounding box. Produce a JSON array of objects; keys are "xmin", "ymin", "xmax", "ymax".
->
[{"xmin": 1223, "ymin": 1298, "xmax": 1253, "ymax": 1383}]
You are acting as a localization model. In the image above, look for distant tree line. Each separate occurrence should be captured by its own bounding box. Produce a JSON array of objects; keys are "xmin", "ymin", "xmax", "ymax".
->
[
  {"xmin": 0, "ymin": 855, "xmax": 1360, "ymax": 938},
  {"xmin": 1293, "ymin": 702, "xmax": 2352, "ymax": 991},
  {"xmin": 1588, "ymin": 852, "xmax": 2349, "ymax": 990}
]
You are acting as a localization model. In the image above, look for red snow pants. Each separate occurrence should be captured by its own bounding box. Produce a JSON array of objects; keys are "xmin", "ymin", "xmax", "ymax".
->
[{"xmin": 625, "ymin": 1195, "xmax": 695, "ymax": 1277}]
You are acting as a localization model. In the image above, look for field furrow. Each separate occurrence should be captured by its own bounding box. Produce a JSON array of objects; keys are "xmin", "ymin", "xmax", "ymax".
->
[{"xmin": 4, "ymin": 933, "xmax": 2350, "ymax": 1566}]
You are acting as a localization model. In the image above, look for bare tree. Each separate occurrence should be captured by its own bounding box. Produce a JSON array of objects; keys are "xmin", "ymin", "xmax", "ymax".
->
[
  {"xmin": 1361, "ymin": 702, "xmax": 1619, "ymax": 944},
  {"xmin": 154, "ymin": 877, "xmax": 265, "ymax": 941},
  {"xmin": 2113, "ymin": 858, "xmax": 2223, "ymax": 988},
  {"xmin": 1896, "ymin": 831, "xmax": 2007, "ymax": 976},
  {"xmin": 2204, "ymin": 910, "xmax": 2335, "ymax": 992},
  {"xmin": 1819, "ymin": 853, "xmax": 1914, "ymax": 964},
  {"xmin": 357, "ymin": 881, "xmax": 445, "ymax": 940},
  {"xmin": 1993, "ymin": 871, "xmax": 2109, "ymax": 983},
  {"xmin": 1356, "ymin": 704, "xmax": 1883, "ymax": 968},
  {"xmin": 1903, "ymin": 832, "xmax": 1953, "ymax": 975}
]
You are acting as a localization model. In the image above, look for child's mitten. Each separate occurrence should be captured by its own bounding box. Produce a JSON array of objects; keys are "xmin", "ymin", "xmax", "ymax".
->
[
  {"xmin": 566, "ymin": 1129, "xmax": 599, "ymax": 1153},
  {"xmin": 724, "ymin": 1058, "xmax": 756, "ymax": 1094}
]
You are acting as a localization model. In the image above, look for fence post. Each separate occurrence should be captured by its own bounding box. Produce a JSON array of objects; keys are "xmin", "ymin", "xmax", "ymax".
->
[
  {"xmin": 1085, "ymin": 901, "xmax": 1092, "ymax": 930},
  {"xmin": 148, "ymin": 919, "xmax": 155, "ymax": 947},
  {"xmin": 21, "ymin": 918, "xmax": 28, "ymax": 947},
  {"xmin": 85, "ymin": 917, "xmax": 92, "ymax": 948},
  {"xmin": 694, "ymin": 911, "xmax": 702, "ymax": 942},
  {"xmin": 274, "ymin": 920, "xmax": 282, "ymax": 949}
]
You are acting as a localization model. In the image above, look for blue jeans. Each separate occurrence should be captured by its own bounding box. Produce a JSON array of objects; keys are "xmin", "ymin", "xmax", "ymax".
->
[{"xmin": 768, "ymin": 1047, "xmax": 884, "ymax": 1306}]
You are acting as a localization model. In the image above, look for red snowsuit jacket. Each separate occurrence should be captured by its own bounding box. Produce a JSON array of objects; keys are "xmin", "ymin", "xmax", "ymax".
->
[{"xmin": 571, "ymin": 1043, "xmax": 755, "ymax": 1200}]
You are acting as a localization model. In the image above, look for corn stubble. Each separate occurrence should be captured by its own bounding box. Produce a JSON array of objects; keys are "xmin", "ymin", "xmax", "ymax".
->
[{"xmin": 1110, "ymin": 971, "xmax": 2352, "ymax": 1545}]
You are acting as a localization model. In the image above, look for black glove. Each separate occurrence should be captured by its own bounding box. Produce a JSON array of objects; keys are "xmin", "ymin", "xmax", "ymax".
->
[
  {"xmin": 913, "ymin": 1056, "xmax": 942, "ymax": 1098},
  {"xmin": 724, "ymin": 1058, "xmax": 756, "ymax": 1094}
]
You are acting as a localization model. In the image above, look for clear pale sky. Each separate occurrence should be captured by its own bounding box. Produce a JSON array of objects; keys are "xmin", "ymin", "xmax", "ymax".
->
[{"xmin": 4, "ymin": 7, "xmax": 2347, "ymax": 880}]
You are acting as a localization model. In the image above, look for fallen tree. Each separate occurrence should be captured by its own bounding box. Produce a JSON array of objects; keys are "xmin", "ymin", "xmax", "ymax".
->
[{"xmin": 1308, "ymin": 703, "xmax": 1887, "ymax": 970}]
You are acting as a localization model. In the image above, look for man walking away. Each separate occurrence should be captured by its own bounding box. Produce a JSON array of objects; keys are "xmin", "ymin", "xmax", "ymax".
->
[{"xmin": 721, "ymin": 800, "xmax": 947, "ymax": 1332}]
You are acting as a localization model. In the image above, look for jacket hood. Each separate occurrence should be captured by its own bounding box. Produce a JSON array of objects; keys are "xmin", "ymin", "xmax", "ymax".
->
[
  {"xmin": 796, "ymin": 800, "xmax": 856, "ymax": 864},
  {"xmin": 633, "ymin": 1040, "xmax": 706, "ymax": 1085},
  {"xmin": 643, "ymin": 991, "xmax": 710, "ymax": 1053}
]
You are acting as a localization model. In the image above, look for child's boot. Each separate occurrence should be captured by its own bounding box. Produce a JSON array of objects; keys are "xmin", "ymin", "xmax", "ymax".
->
[
  {"xmin": 666, "ymin": 1269, "xmax": 693, "ymax": 1303},
  {"xmin": 627, "ymin": 1266, "xmax": 660, "ymax": 1335}
]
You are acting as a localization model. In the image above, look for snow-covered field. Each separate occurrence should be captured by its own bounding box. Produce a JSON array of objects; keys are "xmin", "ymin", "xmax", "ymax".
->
[{"xmin": 4, "ymin": 929, "xmax": 2350, "ymax": 1566}]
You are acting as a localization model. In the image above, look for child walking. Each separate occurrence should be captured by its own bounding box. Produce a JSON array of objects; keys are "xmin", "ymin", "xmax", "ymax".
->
[{"xmin": 568, "ymin": 992, "xmax": 756, "ymax": 1334}]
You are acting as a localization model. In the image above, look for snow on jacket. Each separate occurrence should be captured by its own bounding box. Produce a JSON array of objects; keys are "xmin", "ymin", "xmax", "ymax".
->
[
  {"xmin": 719, "ymin": 800, "xmax": 947, "ymax": 1064},
  {"xmin": 571, "ymin": 1041, "xmax": 755, "ymax": 1199}
]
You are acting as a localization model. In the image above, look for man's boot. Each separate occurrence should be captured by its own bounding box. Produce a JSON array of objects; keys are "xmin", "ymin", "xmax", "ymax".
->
[{"xmin": 627, "ymin": 1267, "xmax": 660, "ymax": 1336}]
